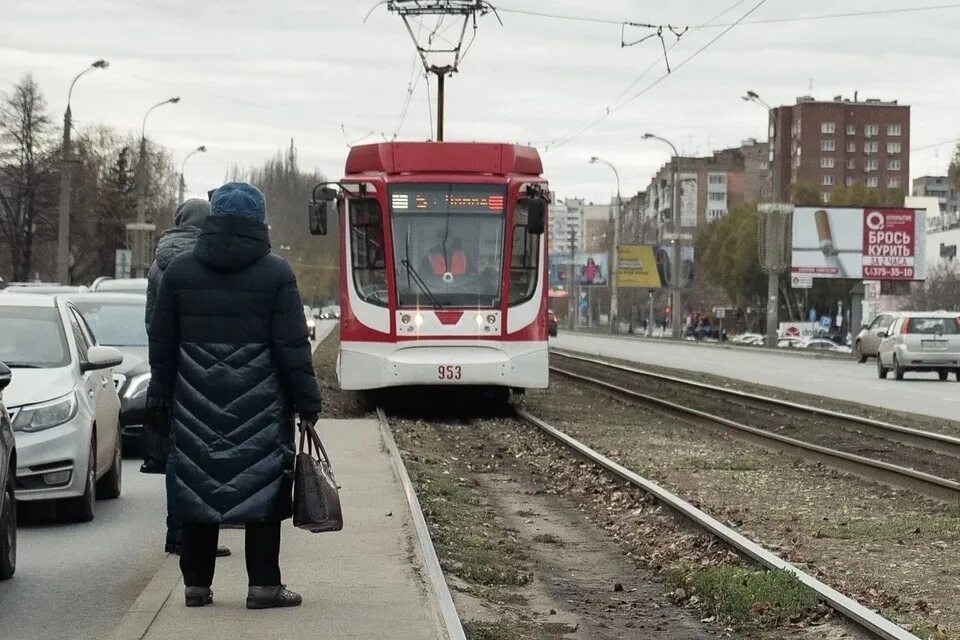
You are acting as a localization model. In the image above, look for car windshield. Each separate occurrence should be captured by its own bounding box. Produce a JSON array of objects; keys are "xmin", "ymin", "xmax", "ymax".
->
[
  {"xmin": 71, "ymin": 301, "xmax": 148, "ymax": 346},
  {"xmin": 390, "ymin": 183, "xmax": 506, "ymax": 308},
  {"xmin": 907, "ymin": 317, "xmax": 960, "ymax": 335},
  {"xmin": 0, "ymin": 306, "xmax": 70, "ymax": 368}
]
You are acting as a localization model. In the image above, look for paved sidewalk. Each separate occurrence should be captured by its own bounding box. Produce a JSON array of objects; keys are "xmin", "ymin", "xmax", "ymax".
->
[{"xmin": 111, "ymin": 419, "xmax": 450, "ymax": 640}]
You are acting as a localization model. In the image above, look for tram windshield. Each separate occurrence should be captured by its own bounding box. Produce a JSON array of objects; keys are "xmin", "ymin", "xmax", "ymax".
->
[{"xmin": 390, "ymin": 183, "xmax": 506, "ymax": 308}]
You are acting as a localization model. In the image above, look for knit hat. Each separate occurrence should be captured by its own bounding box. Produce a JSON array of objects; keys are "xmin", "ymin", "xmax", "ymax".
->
[{"xmin": 210, "ymin": 182, "xmax": 266, "ymax": 223}]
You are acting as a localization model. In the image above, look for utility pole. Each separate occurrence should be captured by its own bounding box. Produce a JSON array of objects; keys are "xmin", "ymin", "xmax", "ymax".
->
[
  {"xmin": 569, "ymin": 226, "xmax": 577, "ymax": 330},
  {"xmin": 179, "ymin": 145, "xmax": 207, "ymax": 204},
  {"xmin": 643, "ymin": 133, "xmax": 684, "ymax": 340},
  {"xmin": 57, "ymin": 59, "xmax": 108, "ymax": 284},
  {"xmin": 588, "ymin": 156, "xmax": 621, "ymax": 334}
]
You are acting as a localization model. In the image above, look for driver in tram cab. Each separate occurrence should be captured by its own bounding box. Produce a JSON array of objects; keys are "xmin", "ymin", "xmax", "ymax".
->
[{"xmin": 425, "ymin": 233, "xmax": 468, "ymax": 276}]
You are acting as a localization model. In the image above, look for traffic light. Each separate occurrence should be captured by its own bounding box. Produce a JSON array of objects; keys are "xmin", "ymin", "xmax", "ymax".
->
[{"xmin": 665, "ymin": 306, "xmax": 672, "ymax": 315}]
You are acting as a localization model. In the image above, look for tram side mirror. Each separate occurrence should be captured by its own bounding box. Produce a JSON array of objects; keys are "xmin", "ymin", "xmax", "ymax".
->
[
  {"xmin": 308, "ymin": 188, "xmax": 337, "ymax": 236},
  {"xmin": 526, "ymin": 198, "xmax": 546, "ymax": 235},
  {"xmin": 0, "ymin": 362, "xmax": 10, "ymax": 392}
]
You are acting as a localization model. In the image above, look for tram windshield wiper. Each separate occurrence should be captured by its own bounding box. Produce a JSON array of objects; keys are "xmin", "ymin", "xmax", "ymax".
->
[{"xmin": 400, "ymin": 259, "xmax": 443, "ymax": 309}]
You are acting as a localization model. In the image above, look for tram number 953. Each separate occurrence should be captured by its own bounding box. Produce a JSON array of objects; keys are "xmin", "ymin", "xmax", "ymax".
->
[{"xmin": 438, "ymin": 365, "xmax": 463, "ymax": 381}]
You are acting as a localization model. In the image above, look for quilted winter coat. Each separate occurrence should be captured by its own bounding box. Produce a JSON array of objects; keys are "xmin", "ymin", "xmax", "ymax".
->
[{"xmin": 146, "ymin": 215, "xmax": 322, "ymax": 524}]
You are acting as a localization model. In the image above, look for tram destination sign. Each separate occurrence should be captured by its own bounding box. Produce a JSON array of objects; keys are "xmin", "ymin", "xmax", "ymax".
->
[
  {"xmin": 790, "ymin": 206, "xmax": 927, "ymax": 281},
  {"xmin": 390, "ymin": 184, "xmax": 506, "ymax": 214}
]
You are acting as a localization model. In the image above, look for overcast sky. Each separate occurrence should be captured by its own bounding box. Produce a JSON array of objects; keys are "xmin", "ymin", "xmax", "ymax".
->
[{"xmin": 3, "ymin": 0, "xmax": 959, "ymax": 205}]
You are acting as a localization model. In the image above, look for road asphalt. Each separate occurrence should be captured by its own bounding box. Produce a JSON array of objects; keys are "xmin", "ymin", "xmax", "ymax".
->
[{"xmin": 552, "ymin": 332, "xmax": 960, "ymax": 422}]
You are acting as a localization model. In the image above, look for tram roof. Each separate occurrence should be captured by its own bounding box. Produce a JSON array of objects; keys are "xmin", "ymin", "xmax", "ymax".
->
[{"xmin": 345, "ymin": 142, "xmax": 543, "ymax": 178}]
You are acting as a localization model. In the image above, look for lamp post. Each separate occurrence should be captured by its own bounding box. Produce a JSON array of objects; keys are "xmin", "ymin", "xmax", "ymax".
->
[
  {"xmin": 136, "ymin": 97, "xmax": 180, "ymax": 223},
  {"xmin": 588, "ymin": 156, "xmax": 621, "ymax": 334},
  {"xmin": 642, "ymin": 133, "xmax": 683, "ymax": 340},
  {"xmin": 743, "ymin": 90, "xmax": 782, "ymax": 349},
  {"xmin": 57, "ymin": 59, "xmax": 108, "ymax": 283},
  {"xmin": 178, "ymin": 145, "xmax": 207, "ymax": 204}
]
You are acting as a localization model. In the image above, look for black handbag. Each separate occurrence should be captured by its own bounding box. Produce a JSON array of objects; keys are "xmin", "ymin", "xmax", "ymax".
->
[{"xmin": 293, "ymin": 420, "xmax": 343, "ymax": 533}]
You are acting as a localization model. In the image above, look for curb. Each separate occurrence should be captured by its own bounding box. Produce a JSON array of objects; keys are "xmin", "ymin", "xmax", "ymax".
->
[{"xmin": 103, "ymin": 553, "xmax": 181, "ymax": 640}]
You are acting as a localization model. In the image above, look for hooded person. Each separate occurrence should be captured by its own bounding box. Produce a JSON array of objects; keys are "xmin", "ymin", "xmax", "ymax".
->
[
  {"xmin": 145, "ymin": 182, "xmax": 322, "ymax": 609},
  {"xmin": 142, "ymin": 198, "xmax": 231, "ymax": 559}
]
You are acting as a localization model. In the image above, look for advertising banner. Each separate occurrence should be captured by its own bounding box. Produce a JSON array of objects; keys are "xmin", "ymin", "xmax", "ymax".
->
[
  {"xmin": 791, "ymin": 207, "xmax": 926, "ymax": 280},
  {"xmin": 680, "ymin": 173, "xmax": 698, "ymax": 228},
  {"xmin": 575, "ymin": 252, "xmax": 609, "ymax": 286},
  {"xmin": 616, "ymin": 245, "xmax": 662, "ymax": 289}
]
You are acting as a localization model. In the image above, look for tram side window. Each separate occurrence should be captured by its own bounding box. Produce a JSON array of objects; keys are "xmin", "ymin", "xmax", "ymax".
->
[
  {"xmin": 350, "ymin": 199, "xmax": 387, "ymax": 306},
  {"xmin": 509, "ymin": 202, "xmax": 540, "ymax": 305}
]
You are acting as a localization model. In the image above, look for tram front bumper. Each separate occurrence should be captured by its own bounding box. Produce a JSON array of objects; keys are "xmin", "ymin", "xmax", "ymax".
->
[{"xmin": 339, "ymin": 341, "xmax": 548, "ymax": 390}]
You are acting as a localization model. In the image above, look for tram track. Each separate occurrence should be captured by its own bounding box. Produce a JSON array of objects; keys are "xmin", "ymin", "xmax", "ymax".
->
[{"xmin": 550, "ymin": 350, "xmax": 960, "ymax": 505}]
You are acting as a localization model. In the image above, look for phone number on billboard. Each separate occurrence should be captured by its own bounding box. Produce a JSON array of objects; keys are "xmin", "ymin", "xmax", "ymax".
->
[{"xmin": 863, "ymin": 266, "xmax": 914, "ymax": 279}]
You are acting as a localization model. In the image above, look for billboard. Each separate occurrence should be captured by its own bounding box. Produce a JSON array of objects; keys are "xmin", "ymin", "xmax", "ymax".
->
[
  {"xmin": 576, "ymin": 252, "xmax": 609, "ymax": 286},
  {"xmin": 680, "ymin": 173, "xmax": 698, "ymax": 228},
  {"xmin": 616, "ymin": 245, "xmax": 662, "ymax": 289},
  {"xmin": 791, "ymin": 207, "xmax": 926, "ymax": 281}
]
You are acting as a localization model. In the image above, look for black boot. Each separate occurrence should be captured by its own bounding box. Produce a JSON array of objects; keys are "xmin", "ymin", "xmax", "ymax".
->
[
  {"xmin": 185, "ymin": 586, "xmax": 213, "ymax": 607},
  {"xmin": 246, "ymin": 585, "xmax": 302, "ymax": 610}
]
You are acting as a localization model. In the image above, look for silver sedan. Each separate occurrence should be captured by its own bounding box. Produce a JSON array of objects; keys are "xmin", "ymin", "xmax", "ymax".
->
[{"xmin": 877, "ymin": 312, "xmax": 960, "ymax": 381}]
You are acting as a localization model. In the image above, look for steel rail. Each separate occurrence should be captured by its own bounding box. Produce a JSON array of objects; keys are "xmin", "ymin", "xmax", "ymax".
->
[
  {"xmin": 377, "ymin": 408, "xmax": 467, "ymax": 640},
  {"xmin": 514, "ymin": 407, "xmax": 923, "ymax": 640},
  {"xmin": 552, "ymin": 350, "xmax": 960, "ymax": 458},
  {"xmin": 550, "ymin": 366, "xmax": 960, "ymax": 504}
]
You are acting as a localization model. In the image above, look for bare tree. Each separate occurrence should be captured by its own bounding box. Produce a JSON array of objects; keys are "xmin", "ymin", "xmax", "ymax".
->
[
  {"xmin": 907, "ymin": 262, "xmax": 960, "ymax": 311},
  {"xmin": 950, "ymin": 141, "xmax": 960, "ymax": 191},
  {"xmin": 0, "ymin": 74, "xmax": 57, "ymax": 280}
]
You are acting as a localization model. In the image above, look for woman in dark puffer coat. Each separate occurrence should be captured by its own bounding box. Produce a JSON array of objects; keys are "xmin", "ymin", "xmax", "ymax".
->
[{"xmin": 146, "ymin": 182, "xmax": 322, "ymax": 609}]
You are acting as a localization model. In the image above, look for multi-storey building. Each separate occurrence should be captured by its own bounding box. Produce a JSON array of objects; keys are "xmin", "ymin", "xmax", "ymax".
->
[
  {"xmin": 770, "ymin": 95, "xmax": 910, "ymax": 203},
  {"xmin": 913, "ymin": 176, "xmax": 960, "ymax": 230},
  {"xmin": 548, "ymin": 197, "xmax": 585, "ymax": 256}
]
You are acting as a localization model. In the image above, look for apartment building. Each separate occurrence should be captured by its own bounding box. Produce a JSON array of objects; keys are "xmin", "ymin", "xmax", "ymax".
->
[{"xmin": 913, "ymin": 176, "xmax": 960, "ymax": 230}]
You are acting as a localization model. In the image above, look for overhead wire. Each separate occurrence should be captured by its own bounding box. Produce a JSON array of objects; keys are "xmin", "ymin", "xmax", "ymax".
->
[{"xmin": 911, "ymin": 136, "xmax": 960, "ymax": 153}]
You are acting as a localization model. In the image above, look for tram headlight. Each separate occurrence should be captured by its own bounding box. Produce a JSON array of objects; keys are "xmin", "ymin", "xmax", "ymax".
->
[
  {"xmin": 475, "ymin": 313, "xmax": 484, "ymax": 326},
  {"xmin": 414, "ymin": 313, "xmax": 424, "ymax": 327}
]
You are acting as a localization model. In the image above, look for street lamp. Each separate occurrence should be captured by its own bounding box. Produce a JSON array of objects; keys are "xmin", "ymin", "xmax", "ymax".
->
[
  {"xmin": 136, "ymin": 96, "xmax": 181, "ymax": 223},
  {"xmin": 588, "ymin": 156, "xmax": 622, "ymax": 334},
  {"xmin": 57, "ymin": 59, "xmax": 109, "ymax": 283},
  {"xmin": 743, "ymin": 89, "xmax": 785, "ymax": 349},
  {"xmin": 641, "ymin": 132, "xmax": 684, "ymax": 341},
  {"xmin": 179, "ymin": 145, "xmax": 207, "ymax": 204}
]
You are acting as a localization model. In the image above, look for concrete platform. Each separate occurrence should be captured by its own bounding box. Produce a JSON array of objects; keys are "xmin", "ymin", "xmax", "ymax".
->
[
  {"xmin": 552, "ymin": 332, "xmax": 960, "ymax": 423},
  {"xmin": 107, "ymin": 419, "xmax": 452, "ymax": 640}
]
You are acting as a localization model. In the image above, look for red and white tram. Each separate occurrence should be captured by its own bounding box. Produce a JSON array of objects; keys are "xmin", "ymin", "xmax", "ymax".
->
[{"xmin": 308, "ymin": 141, "xmax": 550, "ymax": 392}]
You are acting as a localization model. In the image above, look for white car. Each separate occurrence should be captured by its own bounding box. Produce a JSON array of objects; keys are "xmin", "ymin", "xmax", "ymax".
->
[
  {"xmin": 0, "ymin": 294, "xmax": 124, "ymax": 522},
  {"xmin": 303, "ymin": 306, "xmax": 317, "ymax": 340},
  {"xmin": 877, "ymin": 312, "xmax": 960, "ymax": 381}
]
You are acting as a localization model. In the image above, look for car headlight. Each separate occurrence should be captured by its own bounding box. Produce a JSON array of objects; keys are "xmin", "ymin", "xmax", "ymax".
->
[
  {"xmin": 306, "ymin": 319, "xmax": 316, "ymax": 329},
  {"xmin": 13, "ymin": 392, "xmax": 78, "ymax": 432},
  {"xmin": 124, "ymin": 372, "xmax": 151, "ymax": 400}
]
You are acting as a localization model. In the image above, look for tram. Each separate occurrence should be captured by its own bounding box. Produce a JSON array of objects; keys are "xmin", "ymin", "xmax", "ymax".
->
[{"xmin": 308, "ymin": 141, "xmax": 550, "ymax": 392}]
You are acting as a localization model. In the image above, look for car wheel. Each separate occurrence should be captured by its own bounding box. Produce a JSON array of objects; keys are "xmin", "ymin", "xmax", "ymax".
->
[
  {"xmin": 96, "ymin": 429, "xmax": 122, "ymax": 500},
  {"xmin": 0, "ymin": 472, "xmax": 16, "ymax": 580},
  {"xmin": 855, "ymin": 341, "xmax": 867, "ymax": 363},
  {"xmin": 893, "ymin": 356, "xmax": 905, "ymax": 381},
  {"xmin": 59, "ymin": 442, "xmax": 96, "ymax": 523},
  {"xmin": 938, "ymin": 370, "xmax": 949, "ymax": 382},
  {"xmin": 877, "ymin": 356, "xmax": 888, "ymax": 379}
]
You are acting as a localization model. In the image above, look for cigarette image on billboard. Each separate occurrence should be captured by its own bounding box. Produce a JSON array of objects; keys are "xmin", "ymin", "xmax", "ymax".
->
[{"xmin": 791, "ymin": 207, "xmax": 863, "ymax": 279}]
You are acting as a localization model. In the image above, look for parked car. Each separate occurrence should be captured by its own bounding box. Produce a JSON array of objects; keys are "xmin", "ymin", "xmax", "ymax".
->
[
  {"xmin": 0, "ymin": 294, "xmax": 124, "ymax": 522},
  {"xmin": 853, "ymin": 312, "xmax": 899, "ymax": 363},
  {"xmin": 0, "ymin": 361, "xmax": 16, "ymax": 579},
  {"xmin": 65, "ymin": 293, "xmax": 150, "ymax": 447},
  {"xmin": 797, "ymin": 338, "xmax": 851, "ymax": 353},
  {"xmin": 547, "ymin": 310, "xmax": 558, "ymax": 337},
  {"xmin": 90, "ymin": 277, "xmax": 148, "ymax": 294},
  {"xmin": 777, "ymin": 337, "xmax": 803, "ymax": 349},
  {"xmin": 877, "ymin": 313, "xmax": 960, "ymax": 381},
  {"xmin": 303, "ymin": 305, "xmax": 317, "ymax": 340},
  {"xmin": 2, "ymin": 284, "xmax": 87, "ymax": 295}
]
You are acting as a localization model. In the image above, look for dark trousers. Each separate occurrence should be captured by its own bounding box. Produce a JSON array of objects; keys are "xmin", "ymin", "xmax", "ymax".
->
[
  {"xmin": 180, "ymin": 522, "xmax": 282, "ymax": 588},
  {"xmin": 164, "ymin": 463, "xmax": 181, "ymax": 548}
]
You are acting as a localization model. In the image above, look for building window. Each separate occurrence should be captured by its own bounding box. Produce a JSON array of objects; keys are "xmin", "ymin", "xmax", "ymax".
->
[
  {"xmin": 708, "ymin": 209, "xmax": 726, "ymax": 220},
  {"xmin": 822, "ymin": 175, "xmax": 834, "ymax": 186},
  {"xmin": 820, "ymin": 157, "xmax": 835, "ymax": 168},
  {"xmin": 887, "ymin": 142, "xmax": 902, "ymax": 154},
  {"xmin": 847, "ymin": 159, "xmax": 856, "ymax": 170},
  {"xmin": 887, "ymin": 124, "xmax": 902, "ymax": 136},
  {"xmin": 821, "ymin": 139, "xmax": 835, "ymax": 151},
  {"xmin": 846, "ymin": 124, "xmax": 856, "ymax": 135},
  {"xmin": 865, "ymin": 158, "xmax": 879, "ymax": 171},
  {"xmin": 708, "ymin": 192, "xmax": 726, "ymax": 202},
  {"xmin": 864, "ymin": 124, "xmax": 879, "ymax": 136},
  {"xmin": 845, "ymin": 177, "xmax": 855, "ymax": 187},
  {"xmin": 887, "ymin": 177, "xmax": 901, "ymax": 189},
  {"xmin": 822, "ymin": 191, "xmax": 832, "ymax": 203},
  {"xmin": 846, "ymin": 141, "xmax": 856, "ymax": 152},
  {"xmin": 866, "ymin": 176, "xmax": 879, "ymax": 188},
  {"xmin": 888, "ymin": 159, "xmax": 901, "ymax": 171},
  {"xmin": 708, "ymin": 174, "xmax": 726, "ymax": 185},
  {"xmin": 821, "ymin": 122, "xmax": 835, "ymax": 134},
  {"xmin": 864, "ymin": 141, "xmax": 878, "ymax": 154}
]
